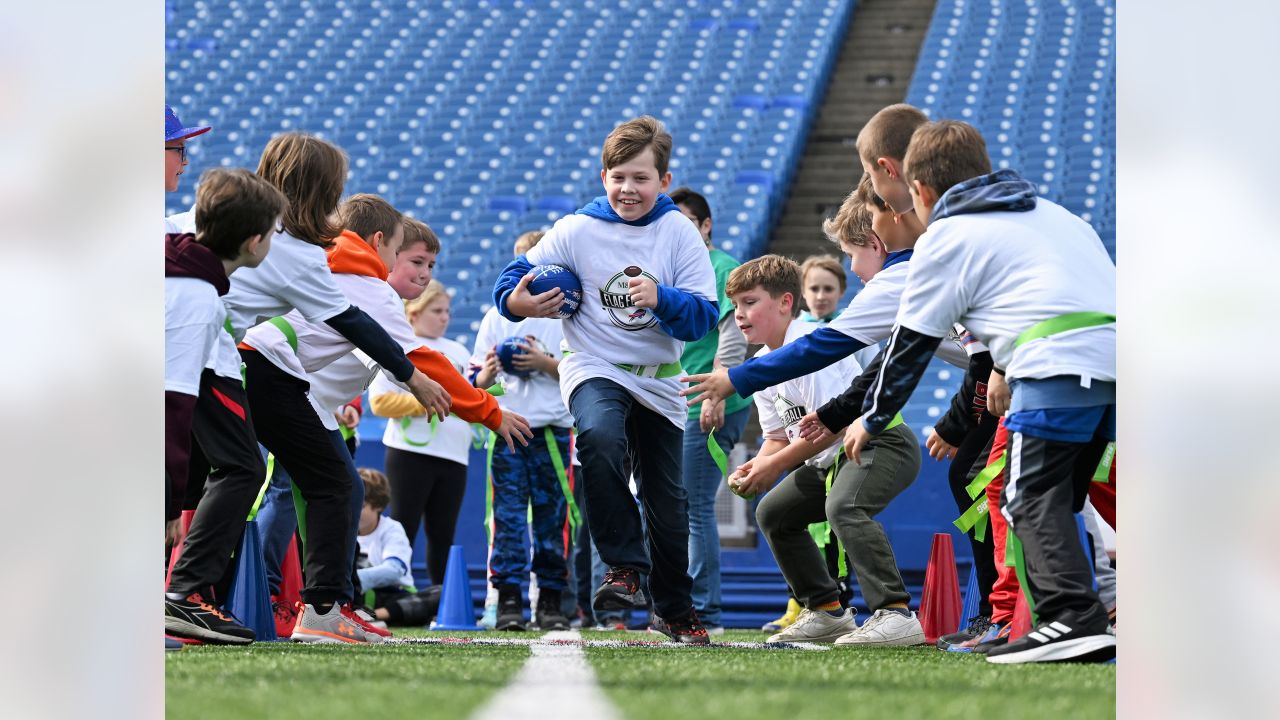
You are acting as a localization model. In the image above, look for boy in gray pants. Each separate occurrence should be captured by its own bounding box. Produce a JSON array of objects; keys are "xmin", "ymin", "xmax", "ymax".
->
[{"xmin": 722, "ymin": 254, "xmax": 924, "ymax": 646}]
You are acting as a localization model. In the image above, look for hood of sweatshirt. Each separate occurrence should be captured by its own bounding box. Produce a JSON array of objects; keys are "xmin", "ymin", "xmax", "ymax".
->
[
  {"xmin": 575, "ymin": 193, "xmax": 680, "ymax": 227},
  {"xmin": 326, "ymin": 229, "xmax": 389, "ymax": 279},
  {"xmin": 929, "ymin": 168, "xmax": 1038, "ymax": 225},
  {"xmin": 164, "ymin": 233, "xmax": 229, "ymax": 295}
]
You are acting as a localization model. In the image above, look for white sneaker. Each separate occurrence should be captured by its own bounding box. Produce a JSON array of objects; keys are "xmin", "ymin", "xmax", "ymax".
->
[
  {"xmin": 835, "ymin": 609, "xmax": 925, "ymax": 646},
  {"xmin": 767, "ymin": 608, "xmax": 857, "ymax": 644},
  {"xmin": 290, "ymin": 603, "xmax": 383, "ymax": 645}
]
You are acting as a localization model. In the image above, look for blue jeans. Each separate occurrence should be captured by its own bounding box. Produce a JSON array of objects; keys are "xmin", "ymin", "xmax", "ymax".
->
[
  {"xmin": 680, "ymin": 406, "xmax": 749, "ymax": 627},
  {"xmin": 488, "ymin": 427, "xmax": 571, "ymax": 591},
  {"xmin": 569, "ymin": 378, "xmax": 692, "ymax": 618},
  {"xmin": 255, "ymin": 430, "xmax": 363, "ymax": 602}
]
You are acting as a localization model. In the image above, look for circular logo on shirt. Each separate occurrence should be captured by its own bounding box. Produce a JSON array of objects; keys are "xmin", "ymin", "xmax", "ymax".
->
[{"xmin": 599, "ymin": 265, "xmax": 660, "ymax": 331}]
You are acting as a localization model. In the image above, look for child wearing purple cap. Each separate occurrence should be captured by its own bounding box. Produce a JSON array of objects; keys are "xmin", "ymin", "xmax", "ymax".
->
[{"xmin": 164, "ymin": 104, "xmax": 210, "ymax": 194}]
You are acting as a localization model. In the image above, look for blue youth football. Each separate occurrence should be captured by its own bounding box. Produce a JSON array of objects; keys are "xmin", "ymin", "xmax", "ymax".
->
[
  {"xmin": 496, "ymin": 336, "xmax": 532, "ymax": 378},
  {"xmin": 528, "ymin": 264, "xmax": 582, "ymax": 319}
]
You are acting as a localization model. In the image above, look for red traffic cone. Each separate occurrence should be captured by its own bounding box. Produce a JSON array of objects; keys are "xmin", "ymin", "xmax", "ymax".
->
[
  {"xmin": 278, "ymin": 535, "xmax": 304, "ymax": 607},
  {"xmin": 1009, "ymin": 590, "xmax": 1033, "ymax": 640},
  {"xmin": 918, "ymin": 533, "xmax": 962, "ymax": 645},
  {"xmin": 165, "ymin": 509, "xmax": 196, "ymax": 590}
]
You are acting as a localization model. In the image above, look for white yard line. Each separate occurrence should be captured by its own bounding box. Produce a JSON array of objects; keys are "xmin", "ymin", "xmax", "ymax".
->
[{"xmin": 469, "ymin": 630, "xmax": 621, "ymax": 720}]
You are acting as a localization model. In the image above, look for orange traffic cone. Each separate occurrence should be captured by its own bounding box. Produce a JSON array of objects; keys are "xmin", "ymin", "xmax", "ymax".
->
[
  {"xmin": 164, "ymin": 509, "xmax": 196, "ymax": 589},
  {"xmin": 278, "ymin": 535, "xmax": 304, "ymax": 607},
  {"xmin": 1009, "ymin": 589, "xmax": 1033, "ymax": 640},
  {"xmin": 918, "ymin": 533, "xmax": 962, "ymax": 645}
]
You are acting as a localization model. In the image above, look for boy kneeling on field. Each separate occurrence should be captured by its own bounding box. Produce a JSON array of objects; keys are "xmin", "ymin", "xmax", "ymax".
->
[
  {"xmin": 356, "ymin": 468, "xmax": 442, "ymax": 627},
  {"xmin": 724, "ymin": 255, "xmax": 925, "ymax": 646}
]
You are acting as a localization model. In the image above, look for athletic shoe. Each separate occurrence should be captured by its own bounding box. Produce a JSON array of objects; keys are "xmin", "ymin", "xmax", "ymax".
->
[
  {"xmin": 986, "ymin": 609, "xmax": 1115, "ymax": 664},
  {"xmin": 974, "ymin": 623, "xmax": 1012, "ymax": 654},
  {"xmin": 650, "ymin": 607, "xmax": 710, "ymax": 645},
  {"xmin": 272, "ymin": 597, "xmax": 299, "ymax": 640},
  {"xmin": 165, "ymin": 592, "xmax": 255, "ymax": 645},
  {"xmin": 592, "ymin": 567, "xmax": 647, "ymax": 612},
  {"xmin": 767, "ymin": 608, "xmax": 857, "ymax": 644},
  {"xmin": 291, "ymin": 602, "xmax": 383, "ymax": 644},
  {"xmin": 496, "ymin": 585, "xmax": 527, "ymax": 631},
  {"xmin": 593, "ymin": 619, "xmax": 628, "ymax": 631},
  {"xmin": 761, "ymin": 597, "xmax": 802, "ymax": 632},
  {"xmin": 835, "ymin": 609, "xmax": 925, "ymax": 647},
  {"xmin": 937, "ymin": 614, "xmax": 992, "ymax": 650},
  {"xmin": 947, "ymin": 621, "xmax": 1005, "ymax": 653},
  {"xmin": 345, "ymin": 605, "xmax": 392, "ymax": 639},
  {"xmin": 534, "ymin": 588, "xmax": 571, "ymax": 631},
  {"xmin": 165, "ymin": 636, "xmax": 185, "ymax": 652}
]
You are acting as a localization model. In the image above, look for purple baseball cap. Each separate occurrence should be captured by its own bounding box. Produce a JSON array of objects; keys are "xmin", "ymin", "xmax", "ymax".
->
[{"xmin": 166, "ymin": 104, "xmax": 211, "ymax": 142}]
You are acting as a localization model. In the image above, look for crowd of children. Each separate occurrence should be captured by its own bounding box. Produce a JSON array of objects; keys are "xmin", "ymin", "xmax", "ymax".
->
[{"xmin": 164, "ymin": 101, "xmax": 1115, "ymax": 663}]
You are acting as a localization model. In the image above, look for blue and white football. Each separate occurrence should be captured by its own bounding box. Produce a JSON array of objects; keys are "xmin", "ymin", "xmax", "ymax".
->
[{"xmin": 528, "ymin": 264, "xmax": 583, "ymax": 319}]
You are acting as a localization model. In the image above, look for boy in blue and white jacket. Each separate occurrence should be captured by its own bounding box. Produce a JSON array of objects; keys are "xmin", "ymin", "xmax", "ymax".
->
[
  {"xmin": 846, "ymin": 120, "xmax": 1116, "ymax": 665},
  {"xmin": 494, "ymin": 116, "xmax": 718, "ymax": 644}
]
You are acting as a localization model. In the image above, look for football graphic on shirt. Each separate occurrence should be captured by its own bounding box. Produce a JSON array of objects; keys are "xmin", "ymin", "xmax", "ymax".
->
[{"xmin": 599, "ymin": 265, "xmax": 660, "ymax": 331}]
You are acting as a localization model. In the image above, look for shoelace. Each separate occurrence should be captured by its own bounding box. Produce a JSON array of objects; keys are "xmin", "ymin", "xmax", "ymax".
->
[
  {"xmin": 602, "ymin": 569, "xmax": 636, "ymax": 591},
  {"xmin": 190, "ymin": 594, "xmax": 234, "ymax": 623}
]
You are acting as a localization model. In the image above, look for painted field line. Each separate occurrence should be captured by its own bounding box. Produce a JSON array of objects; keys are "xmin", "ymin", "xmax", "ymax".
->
[
  {"xmin": 468, "ymin": 630, "xmax": 620, "ymax": 720},
  {"xmin": 388, "ymin": 635, "xmax": 830, "ymax": 652}
]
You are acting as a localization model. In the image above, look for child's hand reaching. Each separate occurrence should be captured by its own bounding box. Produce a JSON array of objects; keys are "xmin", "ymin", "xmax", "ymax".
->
[
  {"xmin": 680, "ymin": 367, "xmax": 737, "ymax": 406},
  {"xmin": 507, "ymin": 273, "xmax": 565, "ymax": 319},
  {"xmin": 728, "ymin": 456, "xmax": 778, "ymax": 499},
  {"xmin": 627, "ymin": 276, "xmax": 659, "ymax": 309},
  {"xmin": 924, "ymin": 430, "xmax": 957, "ymax": 461},
  {"xmin": 495, "ymin": 409, "xmax": 534, "ymax": 452},
  {"xmin": 796, "ymin": 411, "xmax": 834, "ymax": 444}
]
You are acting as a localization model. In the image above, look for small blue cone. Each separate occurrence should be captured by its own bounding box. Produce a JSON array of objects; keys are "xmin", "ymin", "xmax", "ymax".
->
[
  {"xmin": 430, "ymin": 544, "xmax": 483, "ymax": 631},
  {"xmin": 226, "ymin": 521, "xmax": 278, "ymax": 642},
  {"xmin": 957, "ymin": 563, "xmax": 981, "ymax": 633}
]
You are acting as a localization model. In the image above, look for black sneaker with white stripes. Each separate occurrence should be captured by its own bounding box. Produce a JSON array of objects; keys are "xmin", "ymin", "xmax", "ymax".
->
[
  {"xmin": 985, "ymin": 608, "xmax": 1115, "ymax": 664},
  {"xmin": 165, "ymin": 592, "xmax": 255, "ymax": 645}
]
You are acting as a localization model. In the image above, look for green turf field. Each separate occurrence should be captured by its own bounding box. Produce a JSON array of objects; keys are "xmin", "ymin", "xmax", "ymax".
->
[{"xmin": 166, "ymin": 629, "xmax": 1115, "ymax": 719}]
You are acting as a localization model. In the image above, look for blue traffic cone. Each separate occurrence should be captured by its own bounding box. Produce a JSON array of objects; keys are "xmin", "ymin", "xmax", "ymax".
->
[
  {"xmin": 226, "ymin": 521, "xmax": 278, "ymax": 641},
  {"xmin": 957, "ymin": 562, "xmax": 981, "ymax": 633},
  {"xmin": 430, "ymin": 545, "xmax": 483, "ymax": 631}
]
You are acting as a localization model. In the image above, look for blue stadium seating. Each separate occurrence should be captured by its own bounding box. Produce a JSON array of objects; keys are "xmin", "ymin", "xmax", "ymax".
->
[{"xmin": 167, "ymin": 0, "xmax": 859, "ymax": 352}]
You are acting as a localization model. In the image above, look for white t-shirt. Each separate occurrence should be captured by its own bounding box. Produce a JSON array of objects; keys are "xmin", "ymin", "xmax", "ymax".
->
[
  {"xmin": 896, "ymin": 198, "xmax": 1116, "ymax": 383},
  {"xmin": 373, "ymin": 335, "xmax": 473, "ymax": 465},
  {"xmin": 243, "ymin": 273, "xmax": 414, "ymax": 383},
  {"xmin": 165, "ymin": 277, "xmax": 225, "ymax": 396},
  {"xmin": 523, "ymin": 211, "xmax": 717, "ymax": 427},
  {"xmin": 470, "ymin": 308, "xmax": 573, "ymax": 429},
  {"xmin": 357, "ymin": 515, "xmax": 415, "ymax": 590},
  {"xmin": 754, "ymin": 319, "xmax": 863, "ymax": 470},
  {"xmin": 209, "ymin": 230, "xmax": 351, "ymax": 379},
  {"xmin": 829, "ymin": 259, "xmax": 970, "ymax": 369},
  {"xmin": 306, "ymin": 353, "xmax": 379, "ymax": 432}
]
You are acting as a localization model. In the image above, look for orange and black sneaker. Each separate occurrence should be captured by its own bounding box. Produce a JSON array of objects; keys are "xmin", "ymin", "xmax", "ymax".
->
[
  {"xmin": 592, "ymin": 567, "xmax": 647, "ymax": 612},
  {"xmin": 164, "ymin": 592, "xmax": 255, "ymax": 645},
  {"xmin": 650, "ymin": 607, "xmax": 710, "ymax": 645},
  {"xmin": 272, "ymin": 597, "xmax": 299, "ymax": 640}
]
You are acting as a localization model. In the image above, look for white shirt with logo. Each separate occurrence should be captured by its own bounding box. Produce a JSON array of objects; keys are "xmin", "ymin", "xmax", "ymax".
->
[
  {"xmin": 754, "ymin": 319, "xmax": 864, "ymax": 470},
  {"xmin": 470, "ymin": 308, "xmax": 573, "ymax": 430},
  {"xmin": 372, "ymin": 335, "xmax": 474, "ymax": 465},
  {"xmin": 523, "ymin": 211, "xmax": 717, "ymax": 427}
]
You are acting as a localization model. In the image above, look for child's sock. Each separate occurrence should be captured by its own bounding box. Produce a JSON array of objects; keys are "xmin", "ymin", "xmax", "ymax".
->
[
  {"xmin": 814, "ymin": 600, "xmax": 843, "ymax": 617},
  {"xmin": 881, "ymin": 604, "xmax": 911, "ymax": 618}
]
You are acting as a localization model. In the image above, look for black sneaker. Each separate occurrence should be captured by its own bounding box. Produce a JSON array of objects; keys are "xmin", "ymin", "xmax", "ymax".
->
[
  {"xmin": 534, "ymin": 588, "xmax": 570, "ymax": 631},
  {"xmin": 592, "ymin": 567, "xmax": 647, "ymax": 612},
  {"xmin": 937, "ymin": 614, "xmax": 992, "ymax": 650},
  {"xmin": 165, "ymin": 592, "xmax": 255, "ymax": 645},
  {"xmin": 495, "ymin": 585, "xmax": 527, "ymax": 631},
  {"xmin": 986, "ymin": 608, "xmax": 1115, "ymax": 664},
  {"xmin": 650, "ymin": 607, "xmax": 710, "ymax": 645}
]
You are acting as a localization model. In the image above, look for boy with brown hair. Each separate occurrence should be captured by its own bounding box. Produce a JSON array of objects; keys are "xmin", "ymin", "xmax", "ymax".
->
[
  {"xmin": 494, "ymin": 115, "xmax": 719, "ymax": 643},
  {"xmin": 845, "ymin": 120, "xmax": 1116, "ymax": 664},
  {"xmin": 164, "ymin": 167, "xmax": 284, "ymax": 644},
  {"xmin": 721, "ymin": 254, "xmax": 924, "ymax": 646}
]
